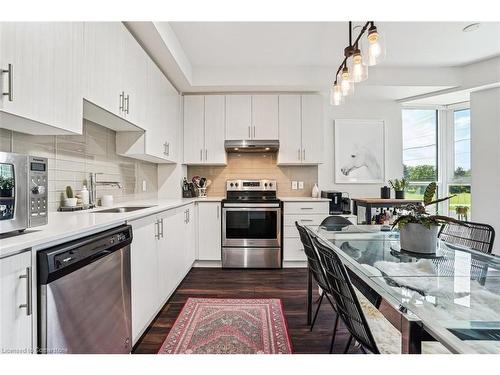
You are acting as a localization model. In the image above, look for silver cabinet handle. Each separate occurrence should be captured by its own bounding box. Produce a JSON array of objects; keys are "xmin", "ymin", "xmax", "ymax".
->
[
  {"xmin": 298, "ymin": 149, "xmax": 301, "ymax": 160},
  {"xmin": 167, "ymin": 143, "xmax": 170, "ymax": 156},
  {"xmin": 217, "ymin": 205, "xmax": 220, "ymax": 219},
  {"xmin": 303, "ymin": 149, "xmax": 306, "ymax": 160},
  {"xmin": 200, "ymin": 149, "xmax": 203, "ymax": 161},
  {"xmin": 300, "ymin": 207, "xmax": 314, "ymax": 210},
  {"xmin": 300, "ymin": 219, "xmax": 314, "ymax": 222},
  {"xmin": 119, "ymin": 91, "xmax": 125, "ymax": 113},
  {"xmin": 19, "ymin": 267, "xmax": 32, "ymax": 316},
  {"xmin": 2, "ymin": 63, "xmax": 13, "ymax": 101},
  {"xmin": 160, "ymin": 218, "xmax": 164, "ymax": 238},
  {"xmin": 187, "ymin": 209, "xmax": 190, "ymax": 223},
  {"xmin": 155, "ymin": 220, "xmax": 160, "ymax": 239},
  {"xmin": 248, "ymin": 126, "xmax": 251, "ymax": 138},
  {"xmin": 125, "ymin": 94, "xmax": 130, "ymax": 114},
  {"xmin": 163, "ymin": 142, "xmax": 168, "ymax": 155},
  {"xmin": 205, "ymin": 149, "xmax": 207, "ymax": 160},
  {"xmin": 184, "ymin": 209, "xmax": 188, "ymax": 224},
  {"xmin": 253, "ymin": 126, "xmax": 256, "ymax": 138}
]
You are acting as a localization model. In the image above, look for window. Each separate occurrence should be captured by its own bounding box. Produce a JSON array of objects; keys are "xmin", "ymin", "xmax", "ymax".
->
[
  {"xmin": 401, "ymin": 106, "xmax": 471, "ymax": 219},
  {"xmin": 402, "ymin": 109, "xmax": 438, "ymax": 182},
  {"xmin": 448, "ymin": 108, "xmax": 471, "ymax": 219}
]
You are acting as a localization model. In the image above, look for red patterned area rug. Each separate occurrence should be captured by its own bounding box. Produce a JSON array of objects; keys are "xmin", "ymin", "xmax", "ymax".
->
[{"xmin": 158, "ymin": 298, "xmax": 293, "ymax": 354}]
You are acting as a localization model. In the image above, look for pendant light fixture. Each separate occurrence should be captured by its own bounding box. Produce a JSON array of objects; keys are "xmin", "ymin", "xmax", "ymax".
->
[{"xmin": 329, "ymin": 21, "xmax": 385, "ymax": 106}]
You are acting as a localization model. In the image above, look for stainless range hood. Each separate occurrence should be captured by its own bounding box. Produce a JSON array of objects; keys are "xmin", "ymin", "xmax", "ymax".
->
[{"xmin": 225, "ymin": 140, "xmax": 279, "ymax": 153}]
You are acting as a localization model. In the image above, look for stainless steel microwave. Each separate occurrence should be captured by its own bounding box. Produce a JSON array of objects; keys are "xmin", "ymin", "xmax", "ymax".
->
[{"xmin": 0, "ymin": 152, "xmax": 48, "ymax": 234}]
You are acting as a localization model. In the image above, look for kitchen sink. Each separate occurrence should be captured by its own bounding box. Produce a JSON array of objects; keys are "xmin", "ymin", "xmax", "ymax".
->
[{"xmin": 94, "ymin": 206, "xmax": 156, "ymax": 213}]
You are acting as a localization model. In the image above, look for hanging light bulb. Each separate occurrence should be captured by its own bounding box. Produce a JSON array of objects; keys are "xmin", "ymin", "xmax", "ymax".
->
[
  {"xmin": 339, "ymin": 65, "xmax": 354, "ymax": 96},
  {"xmin": 330, "ymin": 82, "xmax": 343, "ymax": 106},
  {"xmin": 348, "ymin": 46, "xmax": 368, "ymax": 82},
  {"xmin": 362, "ymin": 23, "xmax": 386, "ymax": 66}
]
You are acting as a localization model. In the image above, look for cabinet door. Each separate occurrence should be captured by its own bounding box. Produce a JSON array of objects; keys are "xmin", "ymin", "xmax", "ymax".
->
[
  {"xmin": 0, "ymin": 22, "xmax": 84, "ymax": 134},
  {"xmin": 164, "ymin": 80, "xmax": 180, "ymax": 163},
  {"xmin": 204, "ymin": 95, "xmax": 227, "ymax": 164},
  {"xmin": 184, "ymin": 205, "xmax": 196, "ymax": 270},
  {"xmin": 301, "ymin": 95, "xmax": 324, "ymax": 164},
  {"xmin": 277, "ymin": 95, "xmax": 302, "ymax": 164},
  {"xmin": 183, "ymin": 96, "xmax": 205, "ymax": 164},
  {"xmin": 0, "ymin": 251, "xmax": 32, "ymax": 353},
  {"xmin": 197, "ymin": 202, "xmax": 222, "ymax": 261},
  {"xmin": 252, "ymin": 95, "xmax": 279, "ymax": 140},
  {"xmin": 225, "ymin": 95, "xmax": 252, "ymax": 140},
  {"xmin": 160, "ymin": 208, "xmax": 186, "ymax": 293},
  {"xmin": 121, "ymin": 26, "xmax": 148, "ymax": 127},
  {"xmin": 84, "ymin": 22, "xmax": 124, "ymax": 118},
  {"xmin": 130, "ymin": 215, "xmax": 160, "ymax": 343}
]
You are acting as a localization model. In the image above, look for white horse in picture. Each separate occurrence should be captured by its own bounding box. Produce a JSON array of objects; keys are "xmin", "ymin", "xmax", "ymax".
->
[{"xmin": 340, "ymin": 145, "xmax": 382, "ymax": 180}]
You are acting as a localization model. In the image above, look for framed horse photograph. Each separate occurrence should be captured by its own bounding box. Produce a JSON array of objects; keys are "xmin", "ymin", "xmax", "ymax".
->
[{"xmin": 334, "ymin": 119, "xmax": 385, "ymax": 184}]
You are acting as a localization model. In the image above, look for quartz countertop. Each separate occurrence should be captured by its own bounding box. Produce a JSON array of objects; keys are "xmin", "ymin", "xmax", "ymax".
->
[
  {"xmin": 279, "ymin": 197, "xmax": 330, "ymax": 202},
  {"xmin": 0, "ymin": 197, "xmax": 223, "ymax": 258}
]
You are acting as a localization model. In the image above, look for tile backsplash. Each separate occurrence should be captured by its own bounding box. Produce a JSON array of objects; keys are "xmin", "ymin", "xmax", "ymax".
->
[
  {"xmin": 187, "ymin": 153, "xmax": 318, "ymax": 197},
  {"xmin": 0, "ymin": 120, "xmax": 158, "ymax": 211}
]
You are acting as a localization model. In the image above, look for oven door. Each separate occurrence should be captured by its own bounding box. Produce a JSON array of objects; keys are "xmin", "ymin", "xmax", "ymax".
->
[
  {"xmin": 0, "ymin": 152, "xmax": 28, "ymax": 234},
  {"xmin": 222, "ymin": 203, "xmax": 281, "ymax": 247}
]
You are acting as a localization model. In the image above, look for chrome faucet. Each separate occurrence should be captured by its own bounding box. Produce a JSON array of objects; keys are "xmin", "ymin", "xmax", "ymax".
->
[{"xmin": 88, "ymin": 173, "xmax": 122, "ymax": 208}]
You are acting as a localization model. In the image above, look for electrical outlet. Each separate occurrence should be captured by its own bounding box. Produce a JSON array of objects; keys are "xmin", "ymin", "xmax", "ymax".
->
[
  {"xmin": 142, "ymin": 180, "xmax": 147, "ymax": 192},
  {"xmin": 298, "ymin": 181, "xmax": 304, "ymax": 189},
  {"xmin": 291, "ymin": 181, "xmax": 298, "ymax": 190}
]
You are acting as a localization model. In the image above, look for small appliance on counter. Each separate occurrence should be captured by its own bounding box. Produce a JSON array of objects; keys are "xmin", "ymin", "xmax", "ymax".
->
[
  {"xmin": 1, "ymin": 151, "xmax": 48, "ymax": 234},
  {"xmin": 321, "ymin": 190, "xmax": 351, "ymax": 214},
  {"xmin": 182, "ymin": 178, "xmax": 195, "ymax": 198}
]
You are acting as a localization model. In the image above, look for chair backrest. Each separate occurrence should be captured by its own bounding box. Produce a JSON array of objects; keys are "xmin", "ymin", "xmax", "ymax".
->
[
  {"xmin": 320, "ymin": 216, "xmax": 353, "ymax": 231},
  {"xmin": 295, "ymin": 222, "xmax": 330, "ymax": 292},
  {"xmin": 311, "ymin": 235, "xmax": 379, "ymax": 354},
  {"xmin": 439, "ymin": 220, "xmax": 496, "ymax": 254}
]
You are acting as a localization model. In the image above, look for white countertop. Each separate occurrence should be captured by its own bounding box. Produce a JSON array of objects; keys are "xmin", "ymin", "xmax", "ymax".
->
[
  {"xmin": 0, "ymin": 198, "xmax": 219, "ymax": 258},
  {"xmin": 278, "ymin": 197, "xmax": 330, "ymax": 202}
]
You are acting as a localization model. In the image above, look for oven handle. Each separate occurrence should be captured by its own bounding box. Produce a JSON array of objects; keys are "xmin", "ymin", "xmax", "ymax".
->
[{"xmin": 222, "ymin": 203, "xmax": 280, "ymax": 208}]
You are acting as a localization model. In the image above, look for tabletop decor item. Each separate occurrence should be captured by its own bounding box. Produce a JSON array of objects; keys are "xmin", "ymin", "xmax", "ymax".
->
[
  {"xmin": 312, "ymin": 183, "xmax": 320, "ymax": 198},
  {"xmin": 392, "ymin": 182, "xmax": 464, "ymax": 254},
  {"xmin": 388, "ymin": 178, "xmax": 408, "ymax": 199},
  {"xmin": 158, "ymin": 298, "xmax": 293, "ymax": 354},
  {"xmin": 380, "ymin": 185, "xmax": 391, "ymax": 199},
  {"xmin": 64, "ymin": 186, "xmax": 78, "ymax": 207}
]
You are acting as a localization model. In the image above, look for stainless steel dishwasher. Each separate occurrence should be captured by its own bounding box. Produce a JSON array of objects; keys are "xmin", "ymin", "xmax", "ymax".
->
[{"xmin": 37, "ymin": 225, "xmax": 133, "ymax": 354}]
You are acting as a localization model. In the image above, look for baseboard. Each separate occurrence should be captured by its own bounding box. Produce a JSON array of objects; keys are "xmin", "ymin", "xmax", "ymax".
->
[
  {"xmin": 283, "ymin": 261, "xmax": 308, "ymax": 268},
  {"xmin": 193, "ymin": 260, "xmax": 222, "ymax": 268}
]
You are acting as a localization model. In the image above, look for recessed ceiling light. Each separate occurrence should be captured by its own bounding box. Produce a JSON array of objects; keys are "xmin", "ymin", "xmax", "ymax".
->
[{"xmin": 463, "ymin": 23, "xmax": 480, "ymax": 32}]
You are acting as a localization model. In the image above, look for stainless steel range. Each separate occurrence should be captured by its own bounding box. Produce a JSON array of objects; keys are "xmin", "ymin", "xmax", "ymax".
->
[{"xmin": 221, "ymin": 179, "xmax": 281, "ymax": 268}]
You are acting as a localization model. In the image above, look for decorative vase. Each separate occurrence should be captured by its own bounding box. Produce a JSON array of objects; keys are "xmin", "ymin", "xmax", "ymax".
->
[
  {"xmin": 380, "ymin": 186, "xmax": 391, "ymax": 199},
  {"xmin": 395, "ymin": 190, "xmax": 405, "ymax": 199},
  {"xmin": 399, "ymin": 223, "xmax": 439, "ymax": 254},
  {"xmin": 312, "ymin": 183, "xmax": 320, "ymax": 198}
]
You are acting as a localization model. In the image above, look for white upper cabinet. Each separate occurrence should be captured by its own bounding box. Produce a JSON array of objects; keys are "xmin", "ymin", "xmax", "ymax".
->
[
  {"xmin": 251, "ymin": 95, "xmax": 279, "ymax": 140},
  {"xmin": 84, "ymin": 22, "xmax": 124, "ymax": 118},
  {"xmin": 204, "ymin": 95, "xmax": 226, "ymax": 164},
  {"xmin": 0, "ymin": 22, "xmax": 84, "ymax": 135},
  {"xmin": 183, "ymin": 95, "xmax": 226, "ymax": 165},
  {"xmin": 277, "ymin": 95, "xmax": 302, "ymax": 164},
  {"xmin": 278, "ymin": 94, "xmax": 324, "ymax": 165},
  {"xmin": 225, "ymin": 95, "xmax": 252, "ymax": 140},
  {"xmin": 183, "ymin": 96, "xmax": 205, "ymax": 164},
  {"xmin": 300, "ymin": 95, "xmax": 324, "ymax": 164}
]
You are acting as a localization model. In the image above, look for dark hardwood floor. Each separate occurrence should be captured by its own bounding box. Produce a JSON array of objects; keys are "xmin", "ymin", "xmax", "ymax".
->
[{"xmin": 133, "ymin": 267, "xmax": 355, "ymax": 354}]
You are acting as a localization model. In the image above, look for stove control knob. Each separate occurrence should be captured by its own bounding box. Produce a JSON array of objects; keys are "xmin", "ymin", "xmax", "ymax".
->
[
  {"xmin": 230, "ymin": 182, "xmax": 234, "ymax": 187},
  {"xmin": 268, "ymin": 182, "xmax": 273, "ymax": 187},
  {"xmin": 264, "ymin": 183, "xmax": 268, "ymax": 187},
  {"xmin": 235, "ymin": 182, "xmax": 239, "ymax": 187}
]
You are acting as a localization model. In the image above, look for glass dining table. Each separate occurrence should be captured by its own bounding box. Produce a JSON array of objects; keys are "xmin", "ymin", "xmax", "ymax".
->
[{"xmin": 307, "ymin": 225, "xmax": 500, "ymax": 354}]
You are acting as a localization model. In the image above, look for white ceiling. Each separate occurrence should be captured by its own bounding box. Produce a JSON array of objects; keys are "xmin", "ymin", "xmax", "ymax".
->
[{"xmin": 169, "ymin": 22, "xmax": 500, "ymax": 68}]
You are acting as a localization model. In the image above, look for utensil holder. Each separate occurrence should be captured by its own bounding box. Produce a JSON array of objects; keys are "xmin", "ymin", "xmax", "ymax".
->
[{"xmin": 197, "ymin": 187, "xmax": 207, "ymax": 198}]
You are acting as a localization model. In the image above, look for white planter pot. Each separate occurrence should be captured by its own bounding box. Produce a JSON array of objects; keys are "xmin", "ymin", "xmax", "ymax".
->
[
  {"xmin": 399, "ymin": 223, "xmax": 439, "ymax": 254},
  {"xmin": 64, "ymin": 198, "xmax": 78, "ymax": 207}
]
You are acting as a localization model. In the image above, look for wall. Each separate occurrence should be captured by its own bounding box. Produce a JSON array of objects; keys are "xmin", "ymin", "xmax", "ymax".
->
[
  {"xmin": 0, "ymin": 120, "xmax": 158, "ymax": 211},
  {"xmin": 187, "ymin": 153, "xmax": 318, "ymax": 197},
  {"xmin": 471, "ymin": 87, "xmax": 500, "ymax": 255},
  {"xmin": 318, "ymin": 95, "xmax": 404, "ymax": 198}
]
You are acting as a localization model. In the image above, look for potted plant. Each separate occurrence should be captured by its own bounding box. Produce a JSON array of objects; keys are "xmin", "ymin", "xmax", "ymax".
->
[
  {"xmin": 392, "ymin": 182, "xmax": 464, "ymax": 254},
  {"xmin": 0, "ymin": 176, "xmax": 14, "ymax": 197},
  {"xmin": 388, "ymin": 178, "xmax": 409, "ymax": 199}
]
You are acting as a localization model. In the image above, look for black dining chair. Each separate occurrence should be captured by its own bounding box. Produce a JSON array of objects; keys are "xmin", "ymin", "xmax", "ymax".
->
[
  {"xmin": 295, "ymin": 222, "xmax": 341, "ymax": 353},
  {"xmin": 438, "ymin": 220, "xmax": 495, "ymax": 254},
  {"xmin": 319, "ymin": 216, "xmax": 353, "ymax": 231},
  {"xmin": 311, "ymin": 234, "xmax": 380, "ymax": 354}
]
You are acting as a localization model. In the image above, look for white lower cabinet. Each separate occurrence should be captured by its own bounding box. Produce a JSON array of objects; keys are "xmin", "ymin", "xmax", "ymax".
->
[
  {"xmin": 129, "ymin": 204, "xmax": 194, "ymax": 344},
  {"xmin": 283, "ymin": 201, "xmax": 330, "ymax": 262},
  {"xmin": 0, "ymin": 251, "xmax": 33, "ymax": 353},
  {"xmin": 197, "ymin": 202, "xmax": 222, "ymax": 261}
]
